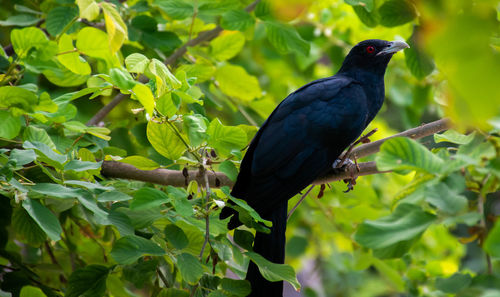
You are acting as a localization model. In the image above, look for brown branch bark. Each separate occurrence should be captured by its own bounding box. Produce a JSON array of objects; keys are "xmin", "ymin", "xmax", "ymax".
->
[
  {"xmin": 86, "ymin": 0, "xmax": 261, "ymax": 126},
  {"xmin": 101, "ymin": 118, "xmax": 453, "ymax": 188}
]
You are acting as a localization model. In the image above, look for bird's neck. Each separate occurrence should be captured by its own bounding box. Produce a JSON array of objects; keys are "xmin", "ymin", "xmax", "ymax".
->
[{"xmin": 339, "ymin": 68, "xmax": 386, "ymax": 120}]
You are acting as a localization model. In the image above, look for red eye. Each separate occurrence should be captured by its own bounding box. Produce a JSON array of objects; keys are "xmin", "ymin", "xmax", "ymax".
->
[{"xmin": 366, "ymin": 46, "xmax": 375, "ymax": 54}]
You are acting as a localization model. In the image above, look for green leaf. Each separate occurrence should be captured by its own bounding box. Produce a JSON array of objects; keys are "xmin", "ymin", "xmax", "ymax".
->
[
  {"xmin": 354, "ymin": 203, "xmax": 436, "ymax": 250},
  {"xmin": 46, "ymin": 6, "xmax": 78, "ymax": 37},
  {"xmin": 30, "ymin": 183, "xmax": 79, "ymax": 199},
  {"xmin": 218, "ymin": 160, "xmax": 238, "ymax": 182},
  {"xmin": 434, "ymin": 130, "xmax": 474, "ymax": 145},
  {"xmin": 435, "ymin": 273, "xmax": 472, "ymax": 294},
  {"xmin": 344, "ymin": 0, "xmax": 374, "ymax": 12},
  {"xmin": 66, "ymin": 265, "xmax": 110, "ymax": 297},
  {"xmin": 220, "ymin": 278, "xmax": 251, "ymax": 297},
  {"xmin": 158, "ymin": 288, "xmax": 190, "ymax": 297},
  {"xmin": 371, "ymin": 257, "xmax": 405, "ymax": 290},
  {"xmin": 247, "ymin": 251, "xmax": 300, "ymax": 290},
  {"xmin": 147, "ymin": 121, "xmax": 186, "ymax": 160},
  {"xmin": 57, "ymin": 34, "xmax": 91, "ymax": 75},
  {"xmin": 20, "ymin": 286, "xmax": 47, "ymax": 297},
  {"xmin": 207, "ymin": 118, "xmax": 248, "ymax": 156},
  {"xmin": 211, "ymin": 31, "xmax": 245, "ymax": 61},
  {"xmin": 0, "ymin": 14, "xmax": 40, "ymax": 26},
  {"xmin": 405, "ymin": 27, "xmax": 435, "ymax": 79},
  {"xmin": 111, "ymin": 235, "xmax": 165, "ymax": 264},
  {"xmin": 425, "ymin": 182, "xmax": 467, "ymax": 215},
  {"xmin": 177, "ymin": 253, "xmax": 203, "ymax": 284},
  {"xmin": 125, "ymin": 53, "xmax": 150, "ymax": 73},
  {"xmin": 157, "ymin": 93, "xmax": 179, "ymax": 117},
  {"xmin": 167, "ymin": 186, "xmax": 193, "ymax": 217},
  {"xmin": 130, "ymin": 187, "xmax": 170, "ymax": 210},
  {"xmin": 97, "ymin": 191, "xmax": 132, "ymax": 202},
  {"xmin": 234, "ymin": 229, "xmax": 254, "ymax": 250},
  {"xmin": 76, "ymin": 27, "xmax": 111, "ymax": 60},
  {"xmin": 376, "ymin": 137, "xmax": 444, "ymax": 174},
  {"xmin": 155, "ymin": 0, "xmax": 194, "ymax": 19},
  {"xmin": 352, "ymin": 5, "xmax": 378, "ymax": 27},
  {"xmin": 22, "ymin": 198, "xmax": 62, "ymax": 241},
  {"xmin": 119, "ymin": 156, "xmax": 160, "ymax": 170},
  {"xmin": 220, "ymin": 187, "xmax": 271, "ymax": 227},
  {"xmin": 255, "ymin": 0, "xmax": 272, "ymax": 20},
  {"xmin": 110, "ymin": 68, "xmax": 137, "ymax": 91},
  {"xmin": 42, "ymin": 64, "xmax": 89, "ymax": 87},
  {"xmin": 264, "ymin": 21, "xmax": 310, "ymax": 56},
  {"xmin": 378, "ymin": 0, "xmax": 417, "ymax": 27},
  {"xmin": 145, "ymin": 59, "xmax": 181, "ymax": 97},
  {"xmin": 484, "ymin": 220, "xmax": 500, "ymax": 258},
  {"xmin": 9, "ymin": 149, "xmax": 36, "ymax": 168},
  {"xmin": 215, "ymin": 64, "xmax": 261, "ymax": 102},
  {"xmin": 23, "ymin": 141, "xmax": 67, "ymax": 169},
  {"xmin": 64, "ymin": 160, "xmax": 102, "ymax": 172},
  {"xmin": 77, "ymin": 0, "xmax": 100, "ymax": 21},
  {"xmin": 0, "ymin": 86, "xmax": 37, "ymax": 112},
  {"xmin": 0, "ymin": 111, "xmax": 21, "ymax": 139},
  {"xmin": 23, "ymin": 126, "xmax": 56, "ymax": 150},
  {"xmin": 101, "ymin": 2, "xmax": 128, "ymax": 53},
  {"xmin": 183, "ymin": 114, "xmax": 208, "ymax": 147},
  {"xmin": 221, "ymin": 10, "xmax": 255, "ymax": 31},
  {"xmin": 164, "ymin": 224, "xmax": 189, "ymax": 250},
  {"xmin": 132, "ymin": 84, "xmax": 155, "ymax": 116},
  {"xmin": 11, "ymin": 27, "xmax": 49, "ymax": 59},
  {"xmin": 12, "ymin": 207, "xmax": 46, "ymax": 246}
]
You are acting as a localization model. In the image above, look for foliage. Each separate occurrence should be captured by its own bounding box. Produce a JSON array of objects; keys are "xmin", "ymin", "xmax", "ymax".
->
[{"xmin": 0, "ymin": 0, "xmax": 499, "ymax": 296}]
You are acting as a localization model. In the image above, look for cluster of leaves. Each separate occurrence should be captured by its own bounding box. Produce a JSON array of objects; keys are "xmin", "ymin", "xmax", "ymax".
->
[{"xmin": 0, "ymin": 0, "xmax": 499, "ymax": 297}]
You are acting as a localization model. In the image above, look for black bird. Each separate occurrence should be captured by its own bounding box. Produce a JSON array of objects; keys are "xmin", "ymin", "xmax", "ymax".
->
[{"xmin": 220, "ymin": 39, "xmax": 409, "ymax": 297}]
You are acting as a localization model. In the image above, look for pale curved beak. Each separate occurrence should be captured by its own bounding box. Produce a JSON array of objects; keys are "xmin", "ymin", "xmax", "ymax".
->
[{"xmin": 376, "ymin": 40, "xmax": 410, "ymax": 56}]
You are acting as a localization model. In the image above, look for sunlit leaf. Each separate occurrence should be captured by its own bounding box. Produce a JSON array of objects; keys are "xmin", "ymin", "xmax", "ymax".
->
[
  {"xmin": 147, "ymin": 121, "xmax": 186, "ymax": 160},
  {"xmin": 215, "ymin": 64, "xmax": 261, "ymax": 102},
  {"xmin": 77, "ymin": 0, "xmax": 100, "ymax": 21},
  {"xmin": 132, "ymin": 84, "xmax": 155, "ymax": 116},
  {"xmin": 101, "ymin": 2, "xmax": 128, "ymax": 53},
  {"xmin": 211, "ymin": 31, "xmax": 245, "ymax": 61}
]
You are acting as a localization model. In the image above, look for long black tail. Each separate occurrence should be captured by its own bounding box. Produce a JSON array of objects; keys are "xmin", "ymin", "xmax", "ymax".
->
[{"xmin": 246, "ymin": 201, "xmax": 288, "ymax": 297}]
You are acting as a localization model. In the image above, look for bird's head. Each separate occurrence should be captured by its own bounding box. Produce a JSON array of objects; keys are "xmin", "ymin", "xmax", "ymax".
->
[{"xmin": 338, "ymin": 39, "xmax": 409, "ymax": 76}]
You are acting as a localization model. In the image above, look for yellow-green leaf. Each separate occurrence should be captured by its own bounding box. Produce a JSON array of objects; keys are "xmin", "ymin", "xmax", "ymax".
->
[
  {"xmin": 101, "ymin": 2, "xmax": 128, "ymax": 53},
  {"xmin": 146, "ymin": 59, "xmax": 181, "ymax": 97},
  {"xmin": 77, "ymin": 0, "xmax": 100, "ymax": 21},
  {"xmin": 147, "ymin": 121, "xmax": 186, "ymax": 160},
  {"xmin": 76, "ymin": 27, "xmax": 111, "ymax": 60},
  {"xmin": 132, "ymin": 84, "xmax": 155, "ymax": 116},
  {"xmin": 215, "ymin": 64, "xmax": 261, "ymax": 101},
  {"xmin": 211, "ymin": 31, "xmax": 245, "ymax": 61},
  {"xmin": 57, "ymin": 34, "xmax": 91, "ymax": 75}
]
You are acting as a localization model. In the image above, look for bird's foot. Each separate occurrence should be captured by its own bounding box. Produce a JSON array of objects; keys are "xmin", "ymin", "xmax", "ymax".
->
[{"xmin": 332, "ymin": 158, "xmax": 354, "ymax": 174}]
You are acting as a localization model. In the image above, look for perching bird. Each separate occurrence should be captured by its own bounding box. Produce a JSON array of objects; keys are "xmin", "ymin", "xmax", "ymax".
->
[{"xmin": 220, "ymin": 39, "xmax": 409, "ymax": 297}]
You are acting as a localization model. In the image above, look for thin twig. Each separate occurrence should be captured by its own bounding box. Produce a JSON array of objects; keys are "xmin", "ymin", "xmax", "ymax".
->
[
  {"xmin": 157, "ymin": 268, "xmax": 170, "ymax": 287},
  {"xmin": 287, "ymin": 185, "xmax": 315, "ymax": 221},
  {"xmin": 199, "ymin": 163, "xmax": 211, "ymax": 260}
]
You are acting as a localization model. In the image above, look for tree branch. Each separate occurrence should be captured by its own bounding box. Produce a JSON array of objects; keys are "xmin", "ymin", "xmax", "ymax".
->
[
  {"xmin": 86, "ymin": 0, "xmax": 261, "ymax": 126},
  {"xmin": 101, "ymin": 118, "xmax": 453, "ymax": 187}
]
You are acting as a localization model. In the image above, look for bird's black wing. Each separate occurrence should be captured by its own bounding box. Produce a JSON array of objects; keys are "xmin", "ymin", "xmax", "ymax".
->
[{"xmin": 230, "ymin": 75, "xmax": 370, "ymax": 217}]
